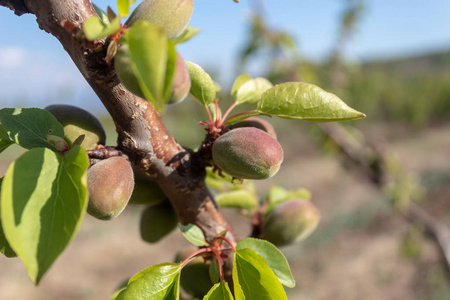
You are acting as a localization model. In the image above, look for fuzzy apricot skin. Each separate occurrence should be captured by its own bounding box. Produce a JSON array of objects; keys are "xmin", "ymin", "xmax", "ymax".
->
[
  {"xmin": 87, "ymin": 157, "xmax": 134, "ymax": 220},
  {"xmin": 261, "ymin": 200, "xmax": 320, "ymax": 246},
  {"xmin": 125, "ymin": 0, "xmax": 194, "ymax": 40},
  {"xmin": 226, "ymin": 117, "xmax": 277, "ymax": 139},
  {"xmin": 212, "ymin": 127, "xmax": 283, "ymax": 180}
]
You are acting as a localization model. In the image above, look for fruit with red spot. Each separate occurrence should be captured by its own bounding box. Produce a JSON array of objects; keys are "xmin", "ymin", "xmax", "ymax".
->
[{"xmin": 212, "ymin": 127, "xmax": 283, "ymax": 180}]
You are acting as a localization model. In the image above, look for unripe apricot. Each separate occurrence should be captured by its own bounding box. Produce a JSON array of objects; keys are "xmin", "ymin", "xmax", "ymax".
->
[
  {"xmin": 125, "ymin": 0, "xmax": 194, "ymax": 40},
  {"xmin": 261, "ymin": 200, "xmax": 320, "ymax": 247},
  {"xmin": 140, "ymin": 201, "xmax": 178, "ymax": 243},
  {"xmin": 168, "ymin": 51, "xmax": 191, "ymax": 104},
  {"xmin": 226, "ymin": 117, "xmax": 277, "ymax": 139},
  {"xmin": 87, "ymin": 157, "xmax": 134, "ymax": 220},
  {"xmin": 45, "ymin": 104, "xmax": 106, "ymax": 150},
  {"xmin": 212, "ymin": 127, "xmax": 283, "ymax": 180}
]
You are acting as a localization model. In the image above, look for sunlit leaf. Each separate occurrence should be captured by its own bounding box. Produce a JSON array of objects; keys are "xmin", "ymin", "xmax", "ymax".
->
[
  {"xmin": 216, "ymin": 190, "xmax": 258, "ymax": 211},
  {"xmin": 231, "ymin": 74, "xmax": 251, "ymax": 99},
  {"xmin": 122, "ymin": 263, "xmax": 182, "ymax": 299},
  {"xmin": 1, "ymin": 146, "xmax": 89, "ymax": 283},
  {"xmin": 117, "ymin": 0, "xmax": 136, "ymax": 17},
  {"xmin": 178, "ymin": 223, "xmax": 208, "ymax": 246},
  {"xmin": 0, "ymin": 108, "xmax": 64, "ymax": 151},
  {"xmin": 0, "ymin": 177, "xmax": 16, "ymax": 258},
  {"xmin": 233, "ymin": 248, "xmax": 287, "ymax": 299},
  {"xmin": 93, "ymin": 3, "xmax": 110, "ymax": 24},
  {"xmin": 204, "ymin": 282, "xmax": 234, "ymax": 300},
  {"xmin": 258, "ymin": 82, "xmax": 366, "ymax": 121},
  {"xmin": 83, "ymin": 16, "xmax": 121, "ymax": 41},
  {"xmin": 237, "ymin": 238, "xmax": 295, "ymax": 287},
  {"xmin": 186, "ymin": 61, "xmax": 216, "ymax": 105},
  {"xmin": 174, "ymin": 25, "xmax": 201, "ymax": 45},
  {"xmin": 235, "ymin": 77, "xmax": 273, "ymax": 105}
]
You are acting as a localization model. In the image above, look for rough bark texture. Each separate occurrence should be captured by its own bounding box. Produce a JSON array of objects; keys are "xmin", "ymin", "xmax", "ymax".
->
[{"xmin": 1, "ymin": 0, "xmax": 236, "ymax": 281}]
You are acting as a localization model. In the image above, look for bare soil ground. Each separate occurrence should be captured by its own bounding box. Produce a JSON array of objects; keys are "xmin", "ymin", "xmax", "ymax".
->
[{"xmin": 1, "ymin": 123, "xmax": 449, "ymax": 300}]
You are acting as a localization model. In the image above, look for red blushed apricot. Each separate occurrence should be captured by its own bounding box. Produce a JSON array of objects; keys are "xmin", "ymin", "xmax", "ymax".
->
[
  {"xmin": 212, "ymin": 127, "xmax": 283, "ymax": 180},
  {"xmin": 87, "ymin": 157, "xmax": 134, "ymax": 220}
]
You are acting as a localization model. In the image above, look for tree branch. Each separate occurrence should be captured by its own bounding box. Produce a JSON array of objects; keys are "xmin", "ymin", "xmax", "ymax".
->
[{"xmin": 1, "ymin": 0, "xmax": 236, "ymax": 263}]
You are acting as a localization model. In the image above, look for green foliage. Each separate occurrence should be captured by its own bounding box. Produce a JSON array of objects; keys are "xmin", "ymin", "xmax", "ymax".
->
[
  {"xmin": 186, "ymin": 61, "xmax": 217, "ymax": 105},
  {"xmin": 0, "ymin": 108, "xmax": 65, "ymax": 151},
  {"xmin": 0, "ymin": 177, "xmax": 16, "ymax": 258},
  {"xmin": 204, "ymin": 282, "xmax": 234, "ymax": 300},
  {"xmin": 236, "ymin": 238, "xmax": 295, "ymax": 288},
  {"xmin": 173, "ymin": 25, "xmax": 201, "ymax": 45},
  {"xmin": 117, "ymin": 0, "xmax": 136, "ymax": 17},
  {"xmin": 233, "ymin": 77, "xmax": 273, "ymax": 105},
  {"xmin": 83, "ymin": 16, "xmax": 121, "ymax": 41},
  {"xmin": 1, "ymin": 146, "xmax": 89, "ymax": 283},
  {"xmin": 140, "ymin": 202, "xmax": 178, "ymax": 243},
  {"xmin": 178, "ymin": 223, "xmax": 208, "ymax": 246},
  {"xmin": 233, "ymin": 248, "xmax": 287, "ymax": 299},
  {"xmin": 120, "ymin": 263, "xmax": 182, "ymax": 299},
  {"xmin": 215, "ymin": 189, "xmax": 259, "ymax": 211},
  {"xmin": 258, "ymin": 82, "xmax": 366, "ymax": 121}
]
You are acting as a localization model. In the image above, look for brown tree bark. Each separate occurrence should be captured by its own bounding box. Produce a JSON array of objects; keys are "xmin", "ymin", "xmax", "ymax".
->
[{"xmin": 1, "ymin": 0, "xmax": 236, "ymax": 281}]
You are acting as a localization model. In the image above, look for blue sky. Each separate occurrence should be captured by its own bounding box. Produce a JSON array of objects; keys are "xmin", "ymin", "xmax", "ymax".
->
[{"xmin": 1, "ymin": 0, "xmax": 450, "ymax": 110}]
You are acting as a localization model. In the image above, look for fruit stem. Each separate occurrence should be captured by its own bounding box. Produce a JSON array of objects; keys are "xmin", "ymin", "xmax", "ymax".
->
[
  {"xmin": 220, "ymin": 102, "xmax": 237, "ymax": 126},
  {"xmin": 180, "ymin": 247, "xmax": 211, "ymax": 268},
  {"xmin": 213, "ymin": 236, "xmax": 237, "ymax": 252},
  {"xmin": 224, "ymin": 109, "xmax": 258, "ymax": 124}
]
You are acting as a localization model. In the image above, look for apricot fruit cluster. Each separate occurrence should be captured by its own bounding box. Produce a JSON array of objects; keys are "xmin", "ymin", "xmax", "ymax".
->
[
  {"xmin": 212, "ymin": 127, "xmax": 283, "ymax": 180},
  {"xmin": 87, "ymin": 157, "xmax": 135, "ymax": 220}
]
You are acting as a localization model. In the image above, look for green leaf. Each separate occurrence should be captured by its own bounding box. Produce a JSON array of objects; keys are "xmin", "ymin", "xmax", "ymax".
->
[
  {"xmin": 117, "ymin": 0, "xmax": 136, "ymax": 17},
  {"xmin": 237, "ymin": 238, "xmax": 295, "ymax": 288},
  {"xmin": 83, "ymin": 16, "xmax": 121, "ymax": 41},
  {"xmin": 163, "ymin": 41, "xmax": 177, "ymax": 103},
  {"xmin": 223, "ymin": 111, "xmax": 263, "ymax": 125},
  {"xmin": 178, "ymin": 223, "xmax": 208, "ymax": 246},
  {"xmin": 231, "ymin": 74, "xmax": 252, "ymax": 99},
  {"xmin": 127, "ymin": 21, "xmax": 171, "ymax": 110},
  {"xmin": 0, "ymin": 108, "xmax": 64, "ymax": 151},
  {"xmin": 235, "ymin": 77, "xmax": 273, "ymax": 105},
  {"xmin": 173, "ymin": 25, "xmax": 201, "ymax": 45},
  {"xmin": 257, "ymin": 82, "xmax": 366, "ymax": 121},
  {"xmin": 186, "ymin": 61, "xmax": 216, "ymax": 105},
  {"xmin": 93, "ymin": 3, "xmax": 110, "ymax": 24},
  {"xmin": 216, "ymin": 190, "xmax": 258, "ymax": 211},
  {"xmin": 209, "ymin": 259, "xmax": 220, "ymax": 284},
  {"xmin": 122, "ymin": 263, "xmax": 182, "ymax": 300},
  {"xmin": 1, "ymin": 146, "xmax": 89, "ymax": 284},
  {"xmin": 204, "ymin": 282, "xmax": 234, "ymax": 300},
  {"xmin": 0, "ymin": 125, "xmax": 10, "ymax": 140},
  {"xmin": 0, "ymin": 177, "xmax": 17, "ymax": 258},
  {"xmin": 233, "ymin": 248, "xmax": 287, "ymax": 300}
]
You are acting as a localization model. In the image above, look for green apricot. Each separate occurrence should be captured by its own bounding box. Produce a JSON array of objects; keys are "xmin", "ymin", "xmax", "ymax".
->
[
  {"xmin": 212, "ymin": 127, "xmax": 283, "ymax": 180},
  {"xmin": 114, "ymin": 44, "xmax": 146, "ymax": 99},
  {"xmin": 87, "ymin": 157, "xmax": 135, "ymax": 220},
  {"xmin": 261, "ymin": 200, "xmax": 320, "ymax": 247},
  {"xmin": 45, "ymin": 104, "xmax": 106, "ymax": 150},
  {"xmin": 175, "ymin": 249, "xmax": 213, "ymax": 298},
  {"xmin": 129, "ymin": 169, "xmax": 166, "ymax": 205},
  {"xmin": 227, "ymin": 117, "xmax": 277, "ymax": 139},
  {"xmin": 168, "ymin": 51, "xmax": 191, "ymax": 104},
  {"xmin": 140, "ymin": 201, "xmax": 178, "ymax": 243},
  {"xmin": 125, "ymin": 0, "xmax": 194, "ymax": 40}
]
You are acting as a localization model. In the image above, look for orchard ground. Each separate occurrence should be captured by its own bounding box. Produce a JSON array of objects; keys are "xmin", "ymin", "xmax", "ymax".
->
[{"xmin": 1, "ymin": 120, "xmax": 450, "ymax": 300}]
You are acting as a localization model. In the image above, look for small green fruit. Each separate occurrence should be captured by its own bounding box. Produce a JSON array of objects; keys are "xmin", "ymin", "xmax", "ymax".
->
[
  {"xmin": 129, "ymin": 169, "xmax": 166, "ymax": 205},
  {"xmin": 45, "ymin": 104, "xmax": 106, "ymax": 150},
  {"xmin": 227, "ymin": 117, "xmax": 277, "ymax": 139},
  {"xmin": 175, "ymin": 249, "xmax": 213, "ymax": 298},
  {"xmin": 140, "ymin": 201, "xmax": 178, "ymax": 243},
  {"xmin": 212, "ymin": 127, "xmax": 283, "ymax": 180},
  {"xmin": 87, "ymin": 157, "xmax": 135, "ymax": 220},
  {"xmin": 125, "ymin": 0, "xmax": 194, "ymax": 40},
  {"xmin": 261, "ymin": 200, "xmax": 320, "ymax": 246},
  {"xmin": 168, "ymin": 51, "xmax": 191, "ymax": 104}
]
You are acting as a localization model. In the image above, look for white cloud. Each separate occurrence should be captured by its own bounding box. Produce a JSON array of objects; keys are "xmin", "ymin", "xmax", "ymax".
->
[{"xmin": 0, "ymin": 46, "xmax": 26, "ymax": 69}]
